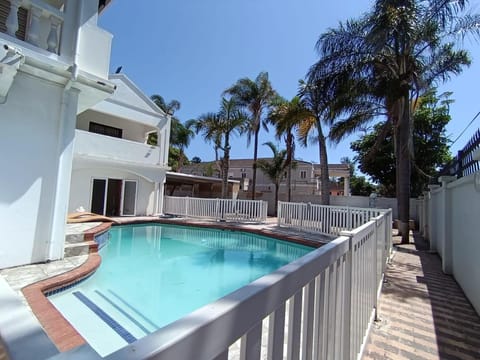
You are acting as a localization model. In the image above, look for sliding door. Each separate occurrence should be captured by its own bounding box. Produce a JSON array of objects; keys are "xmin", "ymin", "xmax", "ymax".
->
[
  {"xmin": 121, "ymin": 180, "xmax": 137, "ymax": 216},
  {"xmin": 91, "ymin": 178, "xmax": 136, "ymax": 216}
]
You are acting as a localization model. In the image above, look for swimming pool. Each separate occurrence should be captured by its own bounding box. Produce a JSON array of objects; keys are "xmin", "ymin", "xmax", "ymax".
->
[{"xmin": 49, "ymin": 224, "xmax": 313, "ymax": 356}]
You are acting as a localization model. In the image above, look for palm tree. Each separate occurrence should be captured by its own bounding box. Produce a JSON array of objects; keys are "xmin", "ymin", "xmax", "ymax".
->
[
  {"xmin": 298, "ymin": 80, "xmax": 332, "ymax": 205},
  {"xmin": 224, "ymin": 72, "xmax": 277, "ymax": 200},
  {"xmin": 150, "ymin": 94, "xmax": 180, "ymax": 115},
  {"xmin": 150, "ymin": 95, "xmax": 194, "ymax": 170},
  {"xmin": 257, "ymin": 142, "xmax": 288, "ymax": 216},
  {"xmin": 189, "ymin": 97, "xmax": 247, "ymax": 198},
  {"xmin": 268, "ymin": 96, "xmax": 315, "ymax": 202},
  {"xmin": 307, "ymin": 0, "xmax": 478, "ymax": 242}
]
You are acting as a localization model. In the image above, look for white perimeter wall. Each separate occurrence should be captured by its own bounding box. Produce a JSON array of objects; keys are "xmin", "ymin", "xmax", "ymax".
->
[
  {"xmin": 0, "ymin": 73, "xmax": 71, "ymax": 268},
  {"xmin": 421, "ymin": 174, "xmax": 480, "ymax": 315},
  {"xmin": 69, "ymin": 167, "xmax": 155, "ymax": 216}
]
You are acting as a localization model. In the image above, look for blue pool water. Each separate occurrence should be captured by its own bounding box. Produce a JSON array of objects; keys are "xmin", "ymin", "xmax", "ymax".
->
[{"xmin": 49, "ymin": 224, "xmax": 313, "ymax": 356}]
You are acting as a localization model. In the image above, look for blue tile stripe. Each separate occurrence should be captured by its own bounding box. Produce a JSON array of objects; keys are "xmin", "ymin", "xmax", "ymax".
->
[
  {"xmin": 94, "ymin": 290, "xmax": 151, "ymax": 335},
  {"xmin": 107, "ymin": 290, "xmax": 160, "ymax": 330},
  {"xmin": 72, "ymin": 291, "xmax": 137, "ymax": 344}
]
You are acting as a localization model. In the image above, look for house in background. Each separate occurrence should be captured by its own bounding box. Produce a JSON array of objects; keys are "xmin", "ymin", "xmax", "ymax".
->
[
  {"xmin": 182, "ymin": 159, "xmax": 351, "ymax": 197},
  {"xmin": 69, "ymin": 74, "xmax": 171, "ymax": 217},
  {"xmin": 0, "ymin": 0, "xmax": 115, "ymax": 268},
  {"xmin": 180, "ymin": 159, "xmax": 351, "ymax": 215}
]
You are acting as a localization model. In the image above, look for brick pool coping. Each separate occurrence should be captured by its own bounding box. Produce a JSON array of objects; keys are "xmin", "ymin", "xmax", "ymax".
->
[{"xmin": 21, "ymin": 218, "xmax": 326, "ymax": 352}]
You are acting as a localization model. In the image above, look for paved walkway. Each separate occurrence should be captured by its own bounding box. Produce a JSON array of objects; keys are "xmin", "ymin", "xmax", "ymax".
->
[{"xmin": 363, "ymin": 233, "xmax": 480, "ymax": 360}]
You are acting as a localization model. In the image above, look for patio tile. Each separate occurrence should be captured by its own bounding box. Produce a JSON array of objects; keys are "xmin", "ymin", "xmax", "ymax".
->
[{"xmin": 363, "ymin": 233, "xmax": 480, "ymax": 360}]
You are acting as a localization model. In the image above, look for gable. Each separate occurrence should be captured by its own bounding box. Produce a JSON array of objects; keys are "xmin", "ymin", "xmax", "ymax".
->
[{"xmin": 107, "ymin": 74, "xmax": 164, "ymax": 115}]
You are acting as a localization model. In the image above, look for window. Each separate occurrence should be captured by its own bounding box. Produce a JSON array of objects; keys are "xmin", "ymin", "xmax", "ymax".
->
[
  {"xmin": 89, "ymin": 122, "xmax": 123, "ymax": 138},
  {"xmin": 241, "ymin": 172, "xmax": 247, "ymax": 179},
  {"xmin": 300, "ymin": 170, "xmax": 307, "ymax": 179}
]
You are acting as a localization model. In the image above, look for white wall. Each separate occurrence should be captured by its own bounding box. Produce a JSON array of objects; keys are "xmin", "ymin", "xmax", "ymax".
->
[
  {"xmin": 69, "ymin": 167, "xmax": 155, "ymax": 216},
  {"xmin": 0, "ymin": 73, "xmax": 74, "ymax": 268},
  {"xmin": 421, "ymin": 174, "xmax": 480, "ymax": 315}
]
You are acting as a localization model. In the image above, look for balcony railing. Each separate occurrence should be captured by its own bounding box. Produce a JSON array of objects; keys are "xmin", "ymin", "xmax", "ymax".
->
[
  {"xmin": 74, "ymin": 129, "xmax": 162, "ymax": 167},
  {"xmin": 1, "ymin": 0, "xmax": 64, "ymax": 54},
  {"xmin": 1, "ymin": 1, "xmax": 112, "ymax": 79}
]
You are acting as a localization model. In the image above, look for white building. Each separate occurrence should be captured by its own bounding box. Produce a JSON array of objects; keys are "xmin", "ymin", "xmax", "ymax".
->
[
  {"xmin": 0, "ymin": 0, "xmax": 170, "ymax": 269},
  {"xmin": 69, "ymin": 74, "xmax": 170, "ymax": 217}
]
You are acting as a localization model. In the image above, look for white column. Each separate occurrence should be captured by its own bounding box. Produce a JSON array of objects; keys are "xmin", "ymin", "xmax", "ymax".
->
[
  {"xmin": 26, "ymin": 5, "xmax": 43, "ymax": 47},
  {"xmin": 47, "ymin": 15, "xmax": 62, "ymax": 53},
  {"xmin": 438, "ymin": 176, "xmax": 456, "ymax": 275},
  {"xmin": 163, "ymin": 115, "xmax": 172, "ymax": 166},
  {"xmin": 48, "ymin": 86, "xmax": 80, "ymax": 260},
  {"xmin": 343, "ymin": 176, "xmax": 350, "ymax": 196},
  {"xmin": 422, "ymin": 191, "xmax": 429, "ymax": 239},
  {"xmin": 427, "ymin": 184, "xmax": 440, "ymax": 252},
  {"xmin": 5, "ymin": 0, "xmax": 21, "ymax": 37},
  {"xmin": 156, "ymin": 174, "xmax": 166, "ymax": 215}
]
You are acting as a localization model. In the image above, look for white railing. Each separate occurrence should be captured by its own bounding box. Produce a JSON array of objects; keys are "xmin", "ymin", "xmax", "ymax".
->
[
  {"xmin": 3, "ymin": 0, "xmax": 64, "ymax": 54},
  {"xmin": 163, "ymin": 196, "xmax": 268, "ymax": 223},
  {"xmin": 74, "ymin": 130, "xmax": 161, "ymax": 166},
  {"xmin": 277, "ymin": 201, "xmax": 388, "ymax": 236},
  {"xmin": 83, "ymin": 209, "xmax": 390, "ymax": 360},
  {"xmin": 33, "ymin": 204, "xmax": 392, "ymax": 360}
]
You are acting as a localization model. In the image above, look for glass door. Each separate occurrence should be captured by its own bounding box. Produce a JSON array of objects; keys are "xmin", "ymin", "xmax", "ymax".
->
[
  {"xmin": 121, "ymin": 180, "xmax": 137, "ymax": 216},
  {"xmin": 91, "ymin": 179, "xmax": 107, "ymax": 215}
]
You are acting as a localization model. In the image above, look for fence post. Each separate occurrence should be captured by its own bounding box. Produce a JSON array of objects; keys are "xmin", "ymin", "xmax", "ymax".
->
[
  {"xmin": 438, "ymin": 176, "xmax": 456, "ymax": 274},
  {"xmin": 456, "ymin": 150, "xmax": 463, "ymax": 178},
  {"xmin": 340, "ymin": 231, "xmax": 353, "ymax": 360},
  {"xmin": 300, "ymin": 203, "xmax": 305, "ymax": 228},
  {"xmin": 185, "ymin": 197, "xmax": 190, "ymax": 217},
  {"xmin": 372, "ymin": 217, "xmax": 379, "ymax": 321},
  {"xmin": 347, "ymin": 206, "xmax": 352, "ymax": 230}
]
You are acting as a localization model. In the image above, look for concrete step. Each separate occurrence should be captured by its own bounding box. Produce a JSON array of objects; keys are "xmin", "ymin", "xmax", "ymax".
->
[
  {"xmin": 64, "ymin": 241, "xmax": 98, "ymax": 258},
  {"xmin": 65, "ymin": 233, "xmax": 85, "ymax": 245}
]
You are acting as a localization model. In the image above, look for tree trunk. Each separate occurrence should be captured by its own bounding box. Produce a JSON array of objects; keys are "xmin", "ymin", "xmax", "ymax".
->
[
  {"xmin": 397, "ymin": 94, "xmax": 411, "ymax": 243},
  {"xmin": 251, "ymin": 125, "xmax": 260, "ymax": 200},
  {"xmin": 274, "ymin": 182, "xmax": 279, "ymax": 216},
  {"xmin": 222, "ymin": 136, "xmax": 230, "ymax": 199},
  {"xmin": 318, "ymin": 119, "xmax": 330, "ymax": 205},
  {"xmin": 286, "ymin": 132, "xmax": 293, "ymax": 202}
]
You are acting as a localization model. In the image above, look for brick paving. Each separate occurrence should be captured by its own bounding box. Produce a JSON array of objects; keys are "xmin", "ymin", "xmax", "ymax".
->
[{"xmin": 363, "ymin": 233, "xmax": 480, "ymax": 360}]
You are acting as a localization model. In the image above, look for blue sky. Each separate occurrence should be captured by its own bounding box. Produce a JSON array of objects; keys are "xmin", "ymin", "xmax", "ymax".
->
[{"xmin": 99, "ymin": 0, "xmax": 480, "ymax": 165}]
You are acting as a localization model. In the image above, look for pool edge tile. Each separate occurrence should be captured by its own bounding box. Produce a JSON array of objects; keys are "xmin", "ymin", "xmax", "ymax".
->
[{"xmin": 22, "ymin": 254, "xmax": 101, "ymax": 352}]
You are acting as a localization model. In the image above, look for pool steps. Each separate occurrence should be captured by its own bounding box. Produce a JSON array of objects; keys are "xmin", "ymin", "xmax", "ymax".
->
[
  {"xmin": 50, "ymin": 288, "xmax": 158, "ymax": 355},
  {"xmin": 64, "ymin": 224, "xmax": 110, "ymax": 258}
]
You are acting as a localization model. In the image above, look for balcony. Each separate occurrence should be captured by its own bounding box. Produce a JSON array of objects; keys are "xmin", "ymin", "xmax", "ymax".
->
[
  {"xmin": 73, "ymin": 129, "xmax": 161, "ymax": 167},
  {"xmin": 1, "ymin": 0, "xmax": 65, "ymax": 56},
  {"xmin": 0, "ymin": 0, "xmax": 112, "ymax": 79}
]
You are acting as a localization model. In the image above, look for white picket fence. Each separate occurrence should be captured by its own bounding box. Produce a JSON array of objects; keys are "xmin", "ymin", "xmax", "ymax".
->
[
  {"xmin": 48, "ymin": 202, "xmax": 393, "ymax": 360},
  {"xmin": 94, "ymin": 207, "xmax": 392, "ymax": 360},
  {"xmin": 277, "ymin": 201, "xmax": 388, "ymax": 236},
  {"xmin": 163, "ymin": 196, "xmax": 268, "ymax": 223}
]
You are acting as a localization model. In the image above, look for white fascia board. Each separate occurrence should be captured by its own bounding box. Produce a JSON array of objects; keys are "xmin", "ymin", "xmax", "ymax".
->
[{"xmin": 108, "ymin": 74, "xmax": 167, "ymax": 115}]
